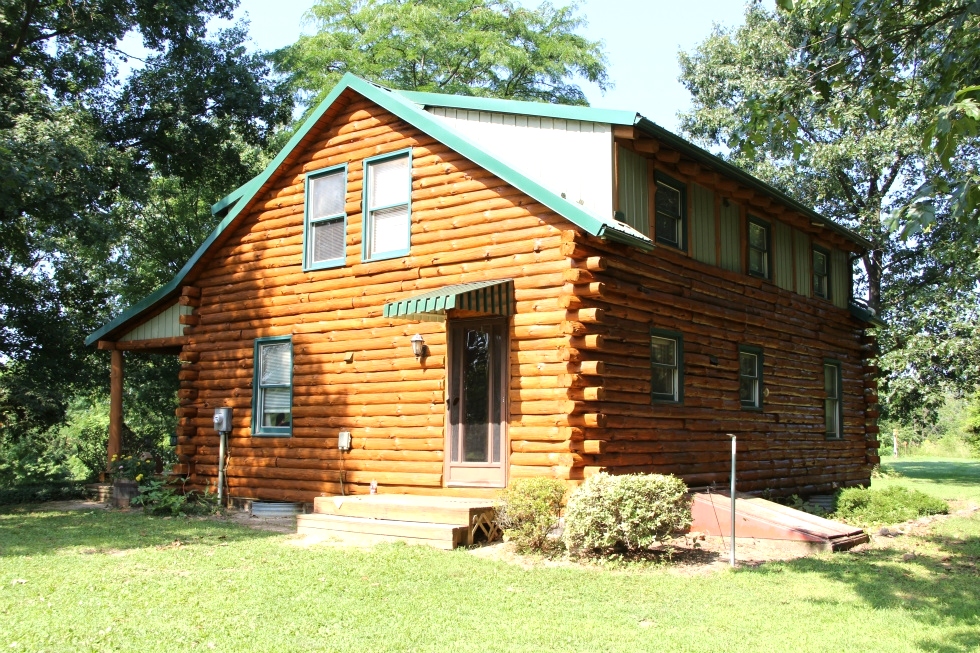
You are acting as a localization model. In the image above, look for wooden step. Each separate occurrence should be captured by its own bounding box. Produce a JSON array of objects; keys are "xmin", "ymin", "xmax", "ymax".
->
[
  {"xmin": 313, "ymin": 494, "xmax": 495, "ymax": 526},
  {"xmin": 297, "ymin": 514, "xmax": 468, "ymax": 550}
]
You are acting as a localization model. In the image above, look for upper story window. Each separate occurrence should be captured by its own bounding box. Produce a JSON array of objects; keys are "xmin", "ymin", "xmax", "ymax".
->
[
  {"xmin": 655, "ymin": 173, "xmax": 686, "ymax": 250},
  {"xmin": 363, "ymin": 150, "xmax": 412, "ymax": 261},
  {"xmin": 650, "ymin": 329, "xmax": 684, "ymax": 403},
  {"xmin": 739, "ymin": 345, "xmax": 764, "ymax": 410},
  {"xmin": 813, "ymin": 246, "xmax": 830, "ymax": 299},
  {"xmin": 253, "ymin": 337, "xmax": 292, "ymax": 437},
  {"xmin": 747, "ymin": 217, "xmax": 770, "ymax": 279},
  {"xmin": 304, "ymin": 166, "xmax": 347, "ymax": 270}
]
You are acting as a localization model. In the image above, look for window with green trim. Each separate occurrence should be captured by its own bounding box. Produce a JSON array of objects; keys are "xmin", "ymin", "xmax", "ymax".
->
[
  {"xmin": 812, "ymin": 246, "xmax": 830, "ymax": 300},
  {"xmin": 363, "ymin": 150, "xmax": 412, "ymax": 261},
  {"xmin": 747, "ymin": 217, "xmax": 770, "ymax": 279},
  {"xmin": 253, "ymin": 337, "xmax": 292, "ymax": 436},
  {"xmin": 654, "ymin": 173, "xmax": 686, "ymax": 250},
  {"xmin": 304, "ymin": 166, "xmax": 347, "ymax": 270},
  {"xmin": 738, "ymin": 345, "xmax": 764, "ymax": 410},
  {"xmin": 824, "ymin": 360, "xmax": 842, "ymax": 439},
  {"xmin": 650, "ymin": 329, "xmax": 684, "ymax": 403}
]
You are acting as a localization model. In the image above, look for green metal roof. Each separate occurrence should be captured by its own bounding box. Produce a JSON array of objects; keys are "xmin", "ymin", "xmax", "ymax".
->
[
  {"xmin": 91, "ymin": 73, "xmax": 872, "ymax": 346},
  {"xmin": 383, "ymin": 279, "xmax": 514, "ymax": 322},
  {"xmin": 88, "ymin": 74, "xmax": 652, "ymax": 346}
]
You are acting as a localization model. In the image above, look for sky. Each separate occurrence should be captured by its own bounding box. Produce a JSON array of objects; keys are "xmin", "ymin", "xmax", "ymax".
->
[{"xmin": 211, "ymin": 0, "xmax": 758, "ymax": 132}]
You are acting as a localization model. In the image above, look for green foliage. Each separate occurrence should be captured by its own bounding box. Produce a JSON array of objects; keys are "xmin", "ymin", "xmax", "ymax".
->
[
  {"xmin": 780, "ymin": 494, "xmax": 829, "ymax": 516},
  {"xmin": 274, "ymin": 0, "xmax": 610, "ymax": 109},
  {"xmin": 563, "ymin": 472, "xmax": 691, "ymax": 555},
  {"xmin": 496, "ymin": 477, "xmax": 566, "ymax": 553},
  {"xmin": 109, "ymin": 455, "xmax": 156, "ymax": 482},
  {"xmin": 0, "ymin": 482, "xmax": 87, "ymax": 506},
  {"xmin": 131, "ymin": 479, "xmax": 221, "ymax": 517},
  {"xmin": 966, "ymin": 393, "xmax": 980, "ymax": 457},
  {"xmin": 835, "ymin": 485, "xmax": 948, "ymax": 526}
]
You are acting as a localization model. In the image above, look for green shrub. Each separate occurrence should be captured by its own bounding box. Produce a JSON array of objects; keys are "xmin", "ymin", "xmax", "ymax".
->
[
  {"xmin": 563, "ymin": 472, "xmax": 691, "ymax": 555},
  {"xmin": 496, "ymin": 477, "xmax": 566, "ymax": 553},
  {"xmin": 834, "ymin": 486, "xmax": 948, "ymax": 526},
  {"xmin": 0, "ymin": 482, "xmax": 87, "ymax": 506},
  {"xmin": 132, "ymin": 478, "xmax": 221, "ymax": 517}
]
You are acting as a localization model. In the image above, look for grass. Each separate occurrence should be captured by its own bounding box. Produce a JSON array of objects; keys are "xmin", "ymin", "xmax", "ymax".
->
[
  {"xmin": 1, "ymin": 460, "xmax": 978, "ymax": 653},
  {"xmin": 875, "ymin": 456, "xmax": 980, "ymax": 503}
]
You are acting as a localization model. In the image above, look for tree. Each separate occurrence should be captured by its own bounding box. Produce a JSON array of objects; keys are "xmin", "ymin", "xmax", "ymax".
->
[
  {"xmin": 0, "ymin": 1, "xmax": 292, "ymax": 456},
  {"xmin": 274, "ymin": 0, "xmax": 610, "ymax": 108},
  {"xmin": 678, "ymin": 4, "xmax": 980, "ymax": 424},
  {"xmin": 758, "ymin": 0, "xmax": 980, "ymax": 235}
]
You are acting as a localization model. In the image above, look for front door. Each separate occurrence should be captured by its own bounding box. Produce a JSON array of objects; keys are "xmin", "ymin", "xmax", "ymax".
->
[{"xmin": 446, "ymin": 319, "xmax": 508, "ymax": 487}]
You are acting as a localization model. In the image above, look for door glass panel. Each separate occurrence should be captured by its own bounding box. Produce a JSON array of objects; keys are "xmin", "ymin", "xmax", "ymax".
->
[{"xmin": 462, "ymin": 328, "xmax": 491, "ymax": 462}]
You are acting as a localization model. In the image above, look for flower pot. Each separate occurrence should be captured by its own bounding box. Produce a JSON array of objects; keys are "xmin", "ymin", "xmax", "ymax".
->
[{"xmin": 112, "ymin": 479, "xmax": 140, "ymax": 509}]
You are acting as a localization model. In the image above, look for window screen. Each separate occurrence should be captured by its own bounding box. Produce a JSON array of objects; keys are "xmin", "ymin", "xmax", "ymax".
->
[
  {"xmin": 748, "ymin": 219, "xmax": 770, "ymax": 278},
  {"xmin": 813, "ymin": 247, "xmax": 830, "ymax": 299},
  {"xmin": 365, "ymin": 152, "xmax": 411, "ymax": 260},
  {"xmin": 650, "ymin": 332, "xmax": 683, "ymax": 403},
  {"xmin": 739, "ymin": 347, "xmax": 763, "ymax": 409},
  {"xmin": 824, "ymin": 361, "xmax": 841, "ymax": 438},
  {"xmin": 306, "ymin": 168, "xmax": 347, "ymax": 268},
  {"xmin": 655, "ymin": 179, "xmax": 684, "ymax": 248},
  {"xmin": 254, "ymin": 339, "xmax": 292, "ymax": 435}
]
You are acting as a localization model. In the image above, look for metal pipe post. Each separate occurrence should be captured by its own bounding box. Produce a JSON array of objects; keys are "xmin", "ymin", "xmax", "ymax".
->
[
  {"xmin": 728, "ymin": 432, "xmax": 736, "ymax": 567},
  {"xmin": 218, "ymin": 430, "xmax": 228, "ymax": 505}
]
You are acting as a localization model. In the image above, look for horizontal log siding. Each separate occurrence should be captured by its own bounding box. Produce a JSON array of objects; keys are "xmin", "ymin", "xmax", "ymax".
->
[
  {"xmin": 561, "ymin": 228, "xmax": 874, "ymax": 495},
  {"xmin": 175, "ymin": 96, "xmax": 581, "ymax": 502}
]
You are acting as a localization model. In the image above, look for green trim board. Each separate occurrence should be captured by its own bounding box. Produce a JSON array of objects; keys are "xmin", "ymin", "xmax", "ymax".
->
[
  {"xmin": 303, "ymin": 163, "xmax": 349, "ymax": 271},
  {"xmin": 252, "ymin": 336, "xmax": 293, "ymax": 437},
  {"xmin": 360, "ymin": 148, "xmax": 413, "ymax": 262},
  {"xmin": 383, "ymin": 279, "xmax": 515, "ymax": 323},
  {"xmin": 848, "ymin": 301, "xmax": 886, "ymax": 327},
  {"xmin": 650, "ymin": 328, "xmax": 684, "ymax": 404}
]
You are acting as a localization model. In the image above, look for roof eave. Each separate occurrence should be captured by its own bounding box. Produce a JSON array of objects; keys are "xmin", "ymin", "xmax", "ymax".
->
[{"xmin": 632, "ymin": 117, "xmax": 874, "ymax": 252}]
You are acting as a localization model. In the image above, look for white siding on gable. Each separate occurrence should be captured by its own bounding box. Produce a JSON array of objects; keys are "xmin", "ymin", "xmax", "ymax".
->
[
  {"xmin": 119, "ymin": 302, "xmax": 192, "ymax": 342},
  {"xmin": 427, "ymin": 107, "xmax": 614, "ymax": 220}
]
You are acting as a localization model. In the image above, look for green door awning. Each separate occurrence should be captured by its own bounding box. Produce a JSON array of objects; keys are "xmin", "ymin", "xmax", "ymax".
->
[{"xmin": 383, "ymin": 279, "xmax": 515, "ymax": 322}]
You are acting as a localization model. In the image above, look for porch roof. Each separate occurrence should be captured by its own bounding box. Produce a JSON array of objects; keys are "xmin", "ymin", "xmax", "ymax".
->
[{"xmin": 383, "ymin": 279, "xmax": 514, "ymax": 322}]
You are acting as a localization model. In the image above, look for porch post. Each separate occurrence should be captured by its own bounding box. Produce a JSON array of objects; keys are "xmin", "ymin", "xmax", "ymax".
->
[{"xmin": 108, "ymin": 348, "xmax": 124, "ymax": 471}]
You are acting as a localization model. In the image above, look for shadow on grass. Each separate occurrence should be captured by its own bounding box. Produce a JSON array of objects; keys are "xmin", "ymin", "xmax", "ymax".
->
[
  {"xmin": 886, "ymin": 460, "xmax": 980, "ymax": 487},
  {"xmin": 745, "ymin": 539, "xmax": 980, "ymax": 653},
  {"xmin": 0, "ymin": 507, "xmax": 279, "ymax": 558}
]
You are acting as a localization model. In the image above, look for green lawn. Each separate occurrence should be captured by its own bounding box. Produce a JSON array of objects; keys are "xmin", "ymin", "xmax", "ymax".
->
[
  {"xmin": 1, "ymin": 461, "xmax": 979, "ymax": 653},
  {"xmin": 875, "ymin": 457, "xmax": 980, "ymax": 503}
]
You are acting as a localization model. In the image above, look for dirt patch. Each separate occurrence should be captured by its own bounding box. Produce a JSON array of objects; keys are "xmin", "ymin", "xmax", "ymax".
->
[{"xmin": 217, "ymin": 508, "xmax": 297, "ymax": 534}]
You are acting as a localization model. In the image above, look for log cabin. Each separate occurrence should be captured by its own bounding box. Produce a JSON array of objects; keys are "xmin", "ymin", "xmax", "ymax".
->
[{"xmin": 87, "ymin": 73, "xmax": 883, "ymax": 504}]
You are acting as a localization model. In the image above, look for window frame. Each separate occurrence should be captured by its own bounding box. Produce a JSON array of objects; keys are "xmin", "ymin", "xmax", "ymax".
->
[
  {"xmin": 252, "ymin": 336, "xmax": 293, "ymax": 437},
  {"xmin": 823, "ymin": 358, "xmax": 843, "ymax": 439},
  {"xmin": 649, "ymin": 328, "xmax": 684, "ymax": 404},
  {"xmin": 738, "ymin": 344, "xmax": 764, "ymax": 411},
  {"xmin": 361, "ymin": 148, "xmax": 413, "ymax": 263},
  {"xmin": 303, "ymin": 164, "xmax": 349, "ymax": 271},
  {"xmin": 747, "ymin": 216, "xmax": 771, "ymax": 280},
  {"xmin": 653, "ymin": 172, "xmax": 687, "ymax": 251},
  {"xmin": 812, "ymin": 245, "xmax": 831, "ymax": 300}
]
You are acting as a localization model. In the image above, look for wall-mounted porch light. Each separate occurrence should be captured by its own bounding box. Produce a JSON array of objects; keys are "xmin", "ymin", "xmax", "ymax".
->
[{"xmin": 410, "ymin": 333, "xmax": 426, "ymax": 359}]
